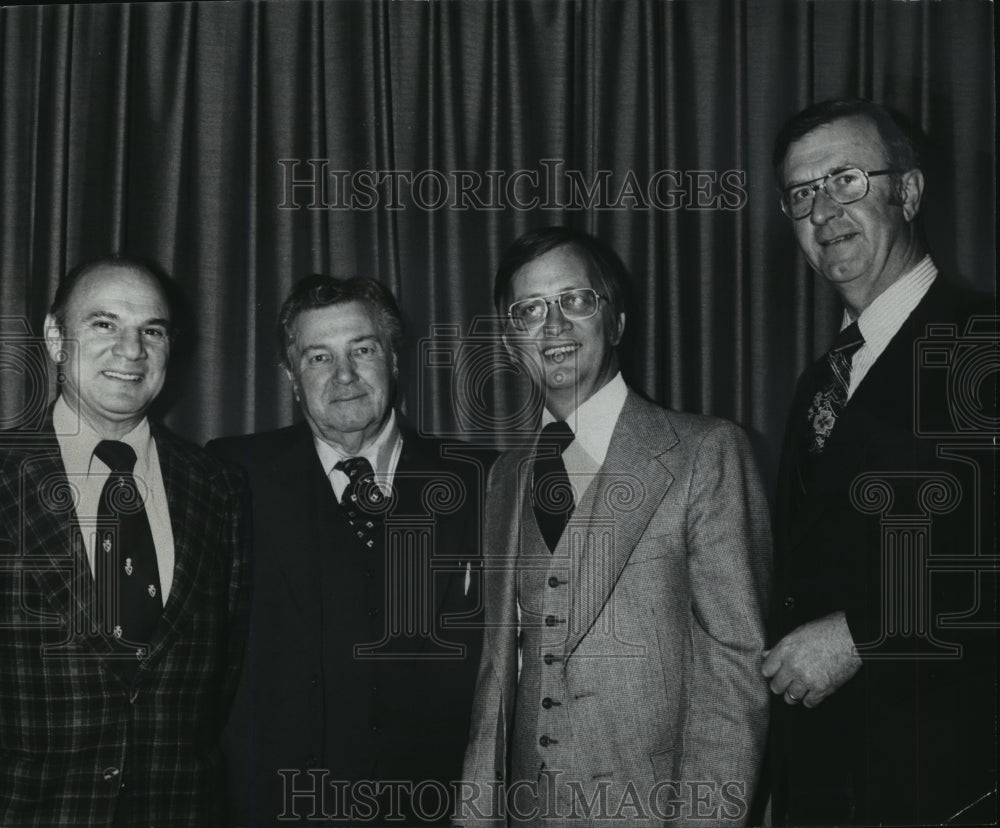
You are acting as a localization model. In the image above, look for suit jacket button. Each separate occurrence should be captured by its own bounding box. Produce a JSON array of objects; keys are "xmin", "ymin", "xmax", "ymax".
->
[
  {"xmin": 783, "ymin": 596, "xmax": 795, "ymax": 611},
  {"xmin": 548, "ymin": 576, "xmax": 560, "ymax": 588},
  {"xmin": 541, "ymin": 697, "xmax": 553, "ymax": 709},
  {"xmin": 102, "ymin": 767, "xmax": 121, "ymax": 783},
  {"xmin": 495, "ymin": 771, "xmax": 504, "ymax": 781},
  {"xmin": 539, "ymin": 735, "xmax": 550, "ymax": 747},
  {"xmin": 543, "ymin": 654, "xmax": 554, "ymax": 665},
  {"xmin": 545, "ymin": 615, "xmax": 558, "ymax": 627},
  {"xmin": 372, "ymin": 726, "xmax": 382, "ymax": 736},
  {"xmin": 310, "ymin": 674, "xmax": 320, "ymax": 687}
]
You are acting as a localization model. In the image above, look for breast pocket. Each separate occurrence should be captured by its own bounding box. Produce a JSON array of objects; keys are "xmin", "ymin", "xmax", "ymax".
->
[{"xmin": 626, "ymin": 536, "xmax": 671, "ymax": 565}]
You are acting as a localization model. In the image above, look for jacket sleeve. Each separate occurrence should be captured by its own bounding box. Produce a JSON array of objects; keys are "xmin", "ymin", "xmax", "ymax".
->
[{"xmin": 676, "ymin": 421, "xmax": 772, "ymax": 826}]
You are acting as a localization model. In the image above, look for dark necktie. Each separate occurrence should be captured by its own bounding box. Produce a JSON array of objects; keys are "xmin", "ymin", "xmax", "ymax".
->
[
  {"xmin": 335, "ymin": 456, "xmax": 385, "ymax": 550},
  {"xmin": 93, "ymin": 440, "xmax": 162, "ymax": 666},
  {"xmin": 532, "ymin": 420, "xmax": 576, "ymax": 552},
  {"xmin": 805, "ymin": 321, "xmax": 866, "ymax": 455}
]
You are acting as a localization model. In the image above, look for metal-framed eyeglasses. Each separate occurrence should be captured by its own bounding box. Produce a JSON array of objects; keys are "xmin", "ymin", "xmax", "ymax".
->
[
  {"xmin": 780, "ymin": 167, "xmax": 902, "ymax": 220},
  {"xmin": 506, "ymin": 288, "xmax": 607, "ymax": 331}
]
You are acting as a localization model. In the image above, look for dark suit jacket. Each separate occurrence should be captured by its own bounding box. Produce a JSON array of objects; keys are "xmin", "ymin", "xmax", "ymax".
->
[
  {"xmin": 770, "ymin": 278, "xmax": 997, "ymax": 826},
  {"xmin": 0, "ymin": 416, "xmax": 246, "ymax": 827},
  {"xmin": 208, "ymin": 422, "xmax": 491, "ymax": 827}
]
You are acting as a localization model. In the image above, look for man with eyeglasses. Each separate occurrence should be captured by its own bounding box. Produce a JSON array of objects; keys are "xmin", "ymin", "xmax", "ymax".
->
[
  {"xmin": 458, "ymin": 227, "xmax": 772, "ymax": 826},
  {"xmin": 764, "ymin": 98, "xmax": 996, "ymax": 826}
]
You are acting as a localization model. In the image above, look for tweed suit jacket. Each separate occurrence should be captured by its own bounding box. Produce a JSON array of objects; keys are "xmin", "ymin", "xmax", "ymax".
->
[
  {"xmin": 769, "ymin": 277, "xmax": 997, "ymax": 826},
  {"xmin": 459, "ymin": 391, "xmax": 772, "ymax": 827},
  {"xmin": 209, "ymin": 421, "xmax": 491, "ymax": 827},
  {"xmin": 0, "ymin": 414, "xmax": 246, "ymax": 827}
]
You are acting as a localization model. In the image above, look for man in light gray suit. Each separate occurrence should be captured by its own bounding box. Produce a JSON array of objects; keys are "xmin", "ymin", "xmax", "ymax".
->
[{"xmin": 457, "ymin": 227, "xmax": 772, "ymax": 826}]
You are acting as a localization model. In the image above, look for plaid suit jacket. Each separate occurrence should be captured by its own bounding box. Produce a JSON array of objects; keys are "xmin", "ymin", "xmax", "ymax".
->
[{"xmin": 0, "ymin": 414, "xmax": 247, "ymax": 827}]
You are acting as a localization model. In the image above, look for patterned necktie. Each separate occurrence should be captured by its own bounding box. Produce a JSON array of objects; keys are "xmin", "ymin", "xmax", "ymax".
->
[
  {"xmin": 532, "ymin": 420, "xmax": 576, "ymax": 552},
  {"xmin": 805, "ymin": 321, "xmax": 866, "ymax": 455},
  {"xmin": 93, "ymin": 440, "xmax": 162, "ymax": 666},
  {"xmin": 335, "ymin": 456, "xmax": 385, "ymax": 550}
]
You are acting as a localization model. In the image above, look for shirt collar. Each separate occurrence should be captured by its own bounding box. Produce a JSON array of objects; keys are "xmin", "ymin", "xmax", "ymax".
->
[
  {"xmin": 845, "ymin": 255, "xmax": 937, "ymax": 348},
  {"xmin": 313, "ymin": 409, "xmax": 401, "ymax": 478},
  {"xmin": 52, "ymin": 395, "xmax": 153, "ymax": 476},
  {"xmin": 541, "ymin": 372, "xmax": 628, "ymax": 467}
]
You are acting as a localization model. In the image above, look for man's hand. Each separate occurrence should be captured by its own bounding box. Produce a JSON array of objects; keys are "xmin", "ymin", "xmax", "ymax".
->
[{"xmin": 761, "ymin": 611, "xmax": 862, "ymax": 708}]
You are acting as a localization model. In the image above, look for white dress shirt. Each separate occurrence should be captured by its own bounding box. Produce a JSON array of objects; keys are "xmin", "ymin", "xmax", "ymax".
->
[
  {"xmin": 313, "ymin": 409, "xmax": 403, "ymax": 502},
  {"xmin": 52, "ymin": 396, "xmax": 175, "ymax": 604},
  {"xmin": 844, "ymin": 255, "xmax": 937, "ymax": 400},
  {"xmin": 540, "ymin": 371, "xmax": 629, "ymax": 505}
]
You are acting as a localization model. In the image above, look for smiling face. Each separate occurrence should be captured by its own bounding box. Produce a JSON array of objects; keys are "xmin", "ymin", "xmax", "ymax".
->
[
  {"xmin": 781, "ymin": 115, "xmax": 924, "ymax": 315},
  {"xmin": 506, "ymin": 245, "xmax": 624, "ymax": 420},
  {"xmin": 45, "ymin": 264, "xmax": 171, "ymax": 439},
  {"xmin": 284, "ymin": 300, "xmax": 397, "ymax": 454}
]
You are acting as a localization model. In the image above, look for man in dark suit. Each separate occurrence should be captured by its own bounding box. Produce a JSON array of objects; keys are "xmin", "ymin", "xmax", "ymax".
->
[
  {"xmin": 0, "ymin": 257, "xmax": 246, "ymax": 826},
  {"xmin": 209, "ymin": 275, "xmax": 488, "ymax": 826},
  {"xmin": 459, "ymin": 227, "xmax": 772, "ymax": 826},
  {"xmin": 764, "ymin": 98, "xmax": 997, "ymax": 826}
]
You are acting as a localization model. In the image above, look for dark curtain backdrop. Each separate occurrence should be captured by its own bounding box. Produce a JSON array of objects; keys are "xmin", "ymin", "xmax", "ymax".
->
[{"xmin": 1, "ymin": 0, "xmax": 995, "ymax": 488}]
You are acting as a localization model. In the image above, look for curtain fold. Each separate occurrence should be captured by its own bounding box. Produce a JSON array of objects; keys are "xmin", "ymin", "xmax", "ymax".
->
[{"xmin": 1, "ymin": 0, "xmax": 994, "ymax": 490}]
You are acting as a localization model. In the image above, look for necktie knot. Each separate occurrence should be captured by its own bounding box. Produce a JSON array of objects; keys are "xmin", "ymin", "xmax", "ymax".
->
[
  {"xmin": 335, "ymin": 456, "xmax": 375, "ymax": 481},
  {"xmin": 830, "ymin": 321, "xmax": 865, "ymax": 357},
  {"xmin": 538, "ymin": 420, "xmax": 575, "ymax": 453},
  {"xmin": 94, "ymin": 440, "xmax": 138, "ymax": 473}
]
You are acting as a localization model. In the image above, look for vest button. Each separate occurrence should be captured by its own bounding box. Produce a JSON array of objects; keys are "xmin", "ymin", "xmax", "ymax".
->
[
  {"xmin": 783, "ymin": 596, "xmax": 795, "ymax": 611},
  {"xmin": 545, "ymin": 615, "xmax": 557, "ymax": 627},
  {"xmin": 542, "ymin": 697, "xmax": 553, "ymax": 709},
  {"xmin": 539, "ymin": 735, "xmax": 550, "ymax": 747},
  {"xmin": 543, "ymin": 654, "xmax": 555, "ymax": 665},
  {"xmin": 548, "ymin": 576, "xmax": 560, "ymax": 588}
]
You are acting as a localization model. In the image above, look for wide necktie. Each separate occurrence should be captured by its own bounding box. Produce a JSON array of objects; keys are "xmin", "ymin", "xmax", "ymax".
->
[
  {"xmin": 532, "ymin": 420, "xmax": 576, "ymax": 552},
  {"xmin": 805, "ymin": 321, "xmax": 866, "ymax": 455},
  {"xmin": 93, "ymin": 440, "xmax": 162, "ymax": 669},
  {"xmin": 335, "ymin": 456, "xmax": 386, "ymax": 550}
]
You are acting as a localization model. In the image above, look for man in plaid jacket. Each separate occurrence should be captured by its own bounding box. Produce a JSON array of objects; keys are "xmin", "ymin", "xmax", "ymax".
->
[{"xmin": 0, "ymin": 257, "xmax": 246, "ymax": 826}]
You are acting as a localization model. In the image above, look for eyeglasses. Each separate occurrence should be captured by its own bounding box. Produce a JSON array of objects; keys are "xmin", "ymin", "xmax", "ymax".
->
[
  {"xmin": 780, "ymin": 167, "xmax": 901, "ymax": 220},
  {"xmin": 506, "ymin": 288, "xmax": 606, "ymax": 331}
]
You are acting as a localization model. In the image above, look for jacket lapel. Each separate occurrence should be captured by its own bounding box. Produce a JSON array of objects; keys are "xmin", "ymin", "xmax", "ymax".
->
[
  {"xmin": 142, "ymin": 429, "xmax": 213, "ymax": 665},
  {"xmin": 271, "ymin": 426, "xmax": 334, "ymax": 621},
  {"xmin": 485, "ymin": 450, "xmax": 528, "ymax": 704},
  {"xmin": 562, "ymin": 393, "xmax": 677, "ymax": 660},
  {"xmin": 786, "ymin": 289, "xmax": 933, "ymax": 548},
  {"xmin": 20, "ymin": 444, "xmax": 109, "ymax": 649}
]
